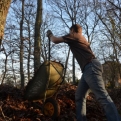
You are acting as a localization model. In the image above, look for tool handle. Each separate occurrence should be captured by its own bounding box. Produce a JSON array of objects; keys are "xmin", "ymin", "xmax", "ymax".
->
[{"xmin": 48, "ymin": 37, "xmax": 51, "ymax": 61}]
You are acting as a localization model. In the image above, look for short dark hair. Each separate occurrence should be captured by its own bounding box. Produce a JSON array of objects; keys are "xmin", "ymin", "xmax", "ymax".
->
[{"xmin": 70, "ymin": 24, "xmax": 82, "ymax": 33}]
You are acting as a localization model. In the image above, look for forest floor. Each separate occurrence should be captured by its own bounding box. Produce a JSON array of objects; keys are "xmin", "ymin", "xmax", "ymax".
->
[{"xmin": 0, "ymin": 84, "xmax": 121, "ymax": 121}]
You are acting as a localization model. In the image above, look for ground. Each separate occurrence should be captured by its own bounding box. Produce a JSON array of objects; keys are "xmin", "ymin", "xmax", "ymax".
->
[{"xmin": 0, "ymin": 84, "xmax": 121, "ymax": 121}]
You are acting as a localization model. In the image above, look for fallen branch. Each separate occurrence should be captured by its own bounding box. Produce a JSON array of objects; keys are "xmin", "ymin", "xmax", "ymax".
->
[{"xmin": 0, "ymin": 101, "xmax": 12, "ymax": 121}]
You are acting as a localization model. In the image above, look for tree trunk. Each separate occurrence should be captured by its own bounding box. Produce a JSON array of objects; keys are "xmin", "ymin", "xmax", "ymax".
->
[
  {"xmin": 72, "ymin": 56, "xmax": 76, "ymax": 84},
  {"xmin": 27, "ymin": 20, "xmax": 31, "ymax": 81},
  {"xmin": 1, "ymin": 46, "xmax": 8, "ymax": 85},
  {"xmin": 20, "ymin": 0, "xmax": 25, "ymax": 89},
  {"xmin": 0, "ymin": 0, "xmax": 11, "ymax": 46},
  {"xmin": 34, "ymin": 0, "xmax": 42, "ymax": 72}
]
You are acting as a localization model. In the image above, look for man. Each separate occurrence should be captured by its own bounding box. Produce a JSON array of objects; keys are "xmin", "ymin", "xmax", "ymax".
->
[{"xmin": 46, "ymin": 24, "xmax": 121, "ymax": 121}]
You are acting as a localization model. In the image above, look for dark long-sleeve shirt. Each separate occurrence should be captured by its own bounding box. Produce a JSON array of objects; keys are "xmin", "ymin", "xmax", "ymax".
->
[{"xmin": 62, "ymin": 33, "xmax": 95, "ymax": 72}]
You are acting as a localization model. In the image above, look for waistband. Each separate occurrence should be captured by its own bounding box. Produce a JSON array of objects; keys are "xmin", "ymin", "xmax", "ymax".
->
[{"xmin": 82, "ymin": 58, "xmax": 97, "ymax": 72}]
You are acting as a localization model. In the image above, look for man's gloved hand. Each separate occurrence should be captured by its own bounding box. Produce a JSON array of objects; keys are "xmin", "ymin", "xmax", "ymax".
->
[{"xmin": 46, "ymin": 30, "xmax": 53, "ymax": 38}]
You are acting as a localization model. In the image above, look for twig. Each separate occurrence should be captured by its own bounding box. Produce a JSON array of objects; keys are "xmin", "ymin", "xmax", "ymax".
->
[{"xmin": 0, "ymin": 101, "xmax": 12, "ymax": 121}]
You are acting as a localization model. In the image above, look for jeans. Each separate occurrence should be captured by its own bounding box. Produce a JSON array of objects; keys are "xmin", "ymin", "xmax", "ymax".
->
[{"xmin": 75, "ymin": 59, "xmax": 121, "ymax": 121}]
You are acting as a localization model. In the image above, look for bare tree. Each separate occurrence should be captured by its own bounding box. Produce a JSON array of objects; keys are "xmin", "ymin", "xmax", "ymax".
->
[
  {"xmin": 46, "ymin": 0, "xmax": 99, "ymax": 83},
  {"xmin": 34, "ymin": 0, "xmax": 42, "ymax": 72},
  {"xmin": 93, "ymin": 0, "xmax": 121, "ymax": 87},
  {"xmin": 20, "ymin": 0, "xmax": 25, "ymax": 89},
  {"xmin": 1, "ymin": 0, "xmax": 37, "ymax": 86},
  {"xmin": 23, "ymin": 1, "xmax": 36, "ymax": 81},
  {"xmin": 0, "ymin": 43, "xmax": 14, "ymax": 84}
]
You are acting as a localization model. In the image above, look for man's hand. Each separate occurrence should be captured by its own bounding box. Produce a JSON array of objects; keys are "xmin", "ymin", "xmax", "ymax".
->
[{"xmin": 46, "ymin": 30, "xmax": 53, "ymax": 38}]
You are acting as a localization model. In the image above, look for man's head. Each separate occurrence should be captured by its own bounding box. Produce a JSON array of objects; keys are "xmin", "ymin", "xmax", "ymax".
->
[{"xmin": 70, "ymin": 24, "xmax": 82, "ymax": 34}]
